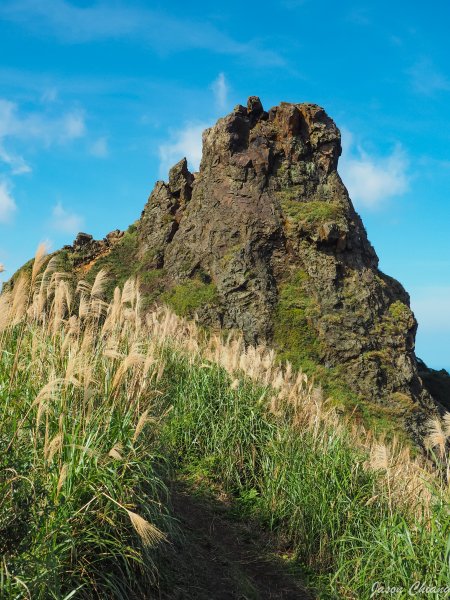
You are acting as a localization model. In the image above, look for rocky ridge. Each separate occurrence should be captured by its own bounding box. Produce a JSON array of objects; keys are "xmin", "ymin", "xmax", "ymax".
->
[
  {"xmin": 22, "ymin": 97, "xmax": 449, "ymax": 433},
  {"xmin": 136, "ymin": 97, "xmax": 439, "ymax": 427},
  {"xmin": 62, "ymin": 230, "xmax": 125, "ymax": 270}
]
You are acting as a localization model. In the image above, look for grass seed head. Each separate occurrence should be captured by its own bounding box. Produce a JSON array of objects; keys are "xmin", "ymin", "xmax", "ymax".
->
[
  {"xmin": 31, "ymin": 242, "xmax": 49, "ymax": 284},
  {"xmin": 126, "ymin": 510, "xmax": 166, "ymax": 547}
]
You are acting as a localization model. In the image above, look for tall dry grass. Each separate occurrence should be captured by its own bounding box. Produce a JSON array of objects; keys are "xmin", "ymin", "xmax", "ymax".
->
[
  {"xmin": 0, "ymin": 250, "xmax": 176, "ymax": 598},
  {"xmin": 0, "ymin": 245, "xmax": 449, "ymax": 598}
]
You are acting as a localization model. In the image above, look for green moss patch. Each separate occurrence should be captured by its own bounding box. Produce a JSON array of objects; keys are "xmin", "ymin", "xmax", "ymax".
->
[
  {"xmin": 372, "ymin": 300, "xmax": 413, "ymax": 337},
  {"xmin": 272, "ymin": 270, "xmax": 411, "ymax": 442},
  {"xmin": 388, "ymin": 300, "xmax": 411, "ymax": 322},
  {"xmin": 161, "ymin": 280, "xmax": 218, "ymax": 318},
  {"xmin": 276, "ymin": 185, "xmax": 304, "ymax": 203},
  {"xmin": 85, "ymin": 230, "xmax": 167, "ymax": 307},
  {"xmin": 280, "ymin": 198, "xmax": 343, "ymax": 225},
  {"xmin": 273, "ymin": 270, "xmax": 322, "ymax": 372}
]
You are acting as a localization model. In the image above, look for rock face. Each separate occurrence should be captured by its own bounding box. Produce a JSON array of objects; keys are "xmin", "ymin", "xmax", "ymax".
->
[
  {"xmin": 136, "ymin": 97, "xmax": 439, "ymax": 426},
  {"xmin": 12, "ymin": 96, "xmax": 437, "ymax": 432},
  {"xmin": 63, "ymin": 230, "xmax": 124, "ymax": 268}
]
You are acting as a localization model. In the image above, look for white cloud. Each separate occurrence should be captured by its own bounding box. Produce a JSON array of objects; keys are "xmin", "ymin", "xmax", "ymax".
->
[
  {"xmin": 158, "ymin": 74, "xmax": 231, "ymax": 176},
  {"xmin": 0, "ymin": 143, "xmax": 31, "ymax": 174},
  {"xmin": 159, "ymin": 123, "xmax": 207, "ymax": 176},
  {"xmin": 408, "ymin": 59, "xmax": 450, "ymax": 95},
  {"xmin": 0, "ymin": 99, "xmax": 86, "ymax": 144},
  {"xmin": 0, "ymin": 98, "xmax": 86, "ymax": 189},
  {"xmin": 346, "ymin": 7, "xmax": 371, "ymax": 25},
  {"xmin": 61, "ymin": 111, "xmax": 86, "ymax": 140},
  {"xmin": 0, "ymin": 1, "xmax": 285, "ymax": 67},
  {"xmin": 0, "ymin": 99, "xmax": 86, "ymax": 224},
  {"xmin": 51, "ymin": 201, "xmax": 83, "ymax": 234},
  {"xmin": 89, "ymin": 136, "xmax": 109, "ymax": 158},
  {"xmin": 339, "ymin": 128, "xmax": 409, "ymax": 208},
  {"xmin": 211, "ymin": 73, "xmax": 228, "ymax": 111},
  {"xmin": 0, "ymin": 181, "xmax": 17, "ymax": 222}
]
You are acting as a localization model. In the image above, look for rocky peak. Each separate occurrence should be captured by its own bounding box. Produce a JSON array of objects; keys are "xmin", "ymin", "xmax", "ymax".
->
[
  {"xmin": 32, "ymin": 96, "xmax": 441, "ymax": 435},
  {"xmin": 73, "ymin": 232, "xmax": 94, "ymax": 250},
  {"xmin": 168, "ymin": 157, "xmax": 194, "ymax": 204},
  {"xmin": 136, "ymin": 97, "xmax": 439, "ymax": 431},
  {"xmin": 64, "ymin": 229, "xmax": 124, "ymax": 268}
]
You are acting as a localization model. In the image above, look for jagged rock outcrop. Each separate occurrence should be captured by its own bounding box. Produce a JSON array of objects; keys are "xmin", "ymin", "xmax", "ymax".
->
[
  {"xmin": 136, "ymin": 97, "xmax": 439, "ymax": 429},
  {"xmin": 13, "ymin": 97, "xmax": 441, "ymax": 433},
  {"xmin": 63, "ymin": 230, "xmax": 125, "ymax": 268}
]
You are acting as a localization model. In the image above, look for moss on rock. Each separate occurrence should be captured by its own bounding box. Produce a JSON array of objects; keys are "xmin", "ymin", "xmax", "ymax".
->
[
  {"xmin": 388, "ymin": 300, "xmax": 411, "ymax": 322},
  {"xmin": 273, "ymin": 270, "xmax": 323, "ymax": 372},
  {"xmin": 161, "ymin": 280, "xmax": 218, "ymax": 318},
  {"xmin": 84, "ymin": 230, "xmax": 167, "ymax": 307},
  {"xmin": 280, "ymin": 198, "xmax": 343, "ymax": 225}
]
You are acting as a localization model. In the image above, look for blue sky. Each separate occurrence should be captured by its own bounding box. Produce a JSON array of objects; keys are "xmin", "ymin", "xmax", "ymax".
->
[{"xmin": 0, "ymin": 0, "xmax": 449, "ymax": 369}]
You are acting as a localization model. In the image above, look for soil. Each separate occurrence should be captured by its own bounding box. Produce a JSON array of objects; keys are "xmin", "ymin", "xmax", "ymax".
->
[{"xmin": 156, "ymin": 481, "xmax": 313, "ymax": 600}]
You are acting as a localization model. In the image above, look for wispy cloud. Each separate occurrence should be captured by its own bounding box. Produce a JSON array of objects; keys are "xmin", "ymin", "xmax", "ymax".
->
[
  {"xmin": 51, "ymin": 201, "xmax": 83, "ymax": 234},
  {"xmin": 0, "ymin": 143, "xmax": 31, "ymax": 175},
  {"xmin": 346, "ymin": 7, "xmax": 371, "ymax": 26},
  {"xmin": 0, "ymin": 0, "xmax": 285, "ymax": 67},
  {"xmin": 89, "ymin": 136, "xmax": 109, "ymax": 158},
  {"xmin": 0, "ymin": 98, "xmax": 86, "ymax": 146},
  {"xmin": 339, "ymin": 128, "xmax": 409, "ymax": 209},
  {"xmin": 62, "ymin": 111, "xmax": 85, "ymax": 140},
  {"xmin": 0, "ymin": 180, "xmax": 17, "ymax": 223},
  {"xmin": 0, "ymin": 97, "xmax": 86, "ymax": 221},
  {"xmin": 159, "ymin": 123, "xmax": 207, "ymax": 177},
  {"xmin": 158, "ymin": 71, "xmax": 234, "ymax": 176},
  {"xmin": 0, "ymin": 96, "xmax": 86, "ymax": 193},
  {"xmin": 0, "ymin": 0, "xmax": 140, "ymax": 42},
  {"xmin": 211, "ymin": 73, "xmax": 228, "ymax": 111},
  {"xmin": 408, "ymin": 58, "xmax": 450, "ymax": 95},
  {"xmin": 41, "ymin": 87, "xmax": 58, "ymax": 103}
]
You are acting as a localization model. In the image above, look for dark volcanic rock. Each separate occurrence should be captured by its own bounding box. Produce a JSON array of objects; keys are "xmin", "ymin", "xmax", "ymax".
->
[
  {"xmin": 138, "ymin": 158, "xmax": 193, "ymax": 269},
  {"xmin": 22, "ymin": 97, "xmax": 438, "ymax": 434},
  {"xmin": 73, "ymin": 232, "xmax": 94, "ymax": 249},
  {"xmin": 67, "ymin": 230, "xmax": 124, "ymax": 267},
  {"xmin": 417, "ymin": 359, "xmax": 450, "ymax": 411},
  {"xmin": 135, "ymin": 97, "xmax": 439, "ymax": 429}
]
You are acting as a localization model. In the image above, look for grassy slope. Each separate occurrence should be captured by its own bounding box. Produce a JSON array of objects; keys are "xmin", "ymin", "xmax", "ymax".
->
[
  {"xmin": 57, "ymin": 238, "xmax": 404, "ymax": 444},
  {"xmin": 159, "ymin": 353, "xmax": 449, "ymax": 597},
  {"xmin": 0, "ymin": 267, "xmax": 449, "ymax": 598},
  {"xmin": 22, "ymin": 223, "xmax": 441, "ymax": 444}
]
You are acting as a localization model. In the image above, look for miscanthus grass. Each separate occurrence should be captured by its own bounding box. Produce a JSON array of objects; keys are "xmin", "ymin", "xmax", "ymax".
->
[
  {"xmin": 0, "ymin": 246, "xmax": 449, "ymax": 598},
  {"xmin": 0, "ymin": 260, "xmax": 173, "ymax": 599}
]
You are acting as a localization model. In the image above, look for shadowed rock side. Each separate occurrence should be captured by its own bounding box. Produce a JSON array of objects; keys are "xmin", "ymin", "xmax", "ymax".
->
[{"xmin": 136, "ymin": 97, "xmax": 438, "ymax": 428}]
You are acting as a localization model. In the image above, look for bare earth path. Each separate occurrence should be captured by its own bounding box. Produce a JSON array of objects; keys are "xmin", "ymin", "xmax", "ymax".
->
[{"xmin": 157, "ymin": 481, "xmax": 313, "ymax": 600}]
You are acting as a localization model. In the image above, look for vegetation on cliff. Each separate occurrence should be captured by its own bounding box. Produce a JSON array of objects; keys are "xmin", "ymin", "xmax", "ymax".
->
[
  {"xmin": 32, "ymin": 97, "xmax": 444, "ymax": 439},
  {"xmin": 0, "ymin": 249, "xmax": 449, "ymax": 598}
]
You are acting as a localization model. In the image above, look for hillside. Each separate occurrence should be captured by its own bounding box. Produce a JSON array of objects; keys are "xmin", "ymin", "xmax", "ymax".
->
[
  {"xmin": 12, "ymin": 96, "xmax": 448, "ymax": 438},
  {"xmin": 1, "ymin": 270, "xmax": 449, "ymax": 598},
  {"xmin": 3, "ymin": 95, "xmax": 450, "ymax": 598}
]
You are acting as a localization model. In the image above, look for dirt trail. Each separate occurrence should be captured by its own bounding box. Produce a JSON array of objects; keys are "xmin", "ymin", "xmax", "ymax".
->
[{"xmin": 158, "ymin": 482, "xmax": 313, "ymax": 600}]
